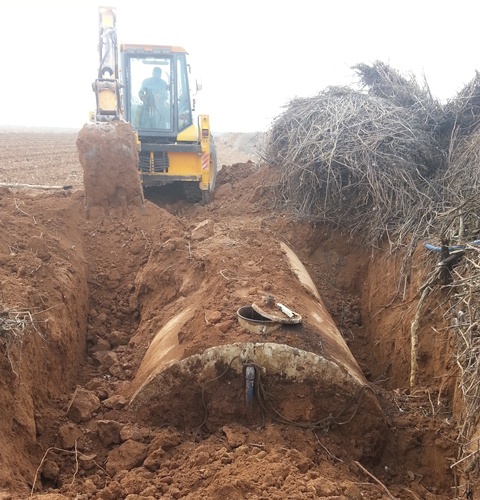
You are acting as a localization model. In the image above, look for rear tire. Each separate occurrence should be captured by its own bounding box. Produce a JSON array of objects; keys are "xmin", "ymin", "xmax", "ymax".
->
[
  {"xmin": 209, "ymin": 141, "xmax": 218, "ymax": 192},
  {"xmin": 199, "ymin": 142, "xmax": 217, "ymax": 205},
  {"xmin": 182, "ymin": 142, "xmax": 218, "ymax": 204},
  {"xmin": 183, "ymin": 182, "xmax": 202, "ymax": 203},
  {"xmin": 201, "ymin": 190, "xmax": 213, "ymax": 204}
]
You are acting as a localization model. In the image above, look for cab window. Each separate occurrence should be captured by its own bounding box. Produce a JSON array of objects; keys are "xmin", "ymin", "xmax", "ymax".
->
[
  {"xmin": 129, "ymin": 57, "xmax": 172, "ymax": 131},
  {"xmin": 176, "ymin": 57, "xmax": 192, "ymax": 131}
]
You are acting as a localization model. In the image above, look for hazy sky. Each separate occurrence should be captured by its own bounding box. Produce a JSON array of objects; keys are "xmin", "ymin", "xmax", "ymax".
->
[{"xmin": 1, "ymin": 1, "xmax": 479, "ymax": 132}]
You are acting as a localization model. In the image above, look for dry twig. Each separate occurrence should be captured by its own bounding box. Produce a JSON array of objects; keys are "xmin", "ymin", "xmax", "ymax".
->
[
  {"xmin": 354, "ymin": 460, "xmax": 396, "ymax": 499},
  {"xmin": 30, "ymin": 444, "xmax": 107, "ymax": 495}
]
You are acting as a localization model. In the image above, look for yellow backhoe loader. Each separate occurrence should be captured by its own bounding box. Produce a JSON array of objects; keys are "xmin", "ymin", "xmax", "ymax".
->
[{"xmin": 81, "ymin": 7, "xmax": 217, "ymax": 207}]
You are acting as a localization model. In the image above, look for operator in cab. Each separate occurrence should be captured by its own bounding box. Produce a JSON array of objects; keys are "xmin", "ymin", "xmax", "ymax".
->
[{"xmin": 138, "ymin": 66, "xmax": 168, "ymax": 128}]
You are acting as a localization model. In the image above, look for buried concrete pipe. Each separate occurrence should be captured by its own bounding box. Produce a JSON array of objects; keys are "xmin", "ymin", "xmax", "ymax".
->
[{"xmin": 128, "ymin": 242, "xmax": 385, "ymax": 454}]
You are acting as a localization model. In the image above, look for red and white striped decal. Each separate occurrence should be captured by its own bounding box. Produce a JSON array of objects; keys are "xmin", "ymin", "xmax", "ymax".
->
[{"xmin": 201, "ymin": 153, "xmax": 209, "ymax": 171}]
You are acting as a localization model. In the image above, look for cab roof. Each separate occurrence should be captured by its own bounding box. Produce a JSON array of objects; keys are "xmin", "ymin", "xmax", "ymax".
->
[{"xmin": 120, "ymin": 44, "xmax": 188, "ymax": 54}]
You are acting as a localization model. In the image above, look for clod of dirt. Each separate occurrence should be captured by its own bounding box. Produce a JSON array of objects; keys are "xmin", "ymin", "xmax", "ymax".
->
[
  {"xmin": 106, "ymin": 439, "xmax": 148, "ymax": 476},
  {"xmin": 66, "ymin": 388, "xmax": 100, "ymax": 423}
]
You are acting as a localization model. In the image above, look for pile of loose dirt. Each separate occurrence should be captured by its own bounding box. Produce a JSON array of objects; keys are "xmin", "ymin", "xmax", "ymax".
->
[{"xmin": 0, "ymin": 132, "xmax": 461, "ymax": 499}]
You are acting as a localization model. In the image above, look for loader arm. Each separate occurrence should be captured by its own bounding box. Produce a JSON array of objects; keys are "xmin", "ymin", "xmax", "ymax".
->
[{"xmin": 93, "ymin": 7, "xmax": 122, "ymax": 121}]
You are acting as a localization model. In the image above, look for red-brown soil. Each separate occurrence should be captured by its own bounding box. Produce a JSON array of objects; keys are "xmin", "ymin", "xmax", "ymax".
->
[
  {"xmin": 0, "ymin": 129, "xmax": 462, "ymax": 499},
  {"xmin": 76, "ymin": 122, "xmax": 144, "ymax": 217}
]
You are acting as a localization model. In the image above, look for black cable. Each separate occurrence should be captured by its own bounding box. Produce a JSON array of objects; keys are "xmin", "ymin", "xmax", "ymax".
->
[{"xmin": 194, "ymin": 358, "xmax": 375, "ymax": 440}]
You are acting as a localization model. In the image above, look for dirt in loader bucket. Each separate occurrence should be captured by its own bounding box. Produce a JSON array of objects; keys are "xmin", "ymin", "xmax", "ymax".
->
[{"xmin": 76, "ymin": 121, "xmax": 144, "ymax": 217}]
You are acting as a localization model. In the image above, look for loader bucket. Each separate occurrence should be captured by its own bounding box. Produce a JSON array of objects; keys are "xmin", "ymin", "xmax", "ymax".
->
[{"xmin": 77, "ymin": 121, "xmax": 144, "ymax": 218}]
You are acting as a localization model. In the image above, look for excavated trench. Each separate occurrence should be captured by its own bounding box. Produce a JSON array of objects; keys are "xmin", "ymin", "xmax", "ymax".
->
[
  {"xmin": 81, "ymin": 194, "xmax": 457, "ymax": 498},
  {"xmin": 0, "ymin": 164, "xmax": 461, "ymax": 498},
  {"xmin": 82, "ymin": 205, "xmax": 385, "ymax": 450}
]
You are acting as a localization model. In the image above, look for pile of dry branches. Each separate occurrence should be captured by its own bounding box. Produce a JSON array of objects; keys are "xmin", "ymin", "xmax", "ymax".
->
[
  {"xmin": 444, "ymin": 71, "xmax": 480, "ymax": 138},
  {"xmin": 443, "ymin": 128, "xmax": 480, "ymax": 212},
  {"xmin": 266, "ymin": 85, "xmax": 443, "ymax": 244},
  {"xmin": 353, "ymin": 61, "xmax": 444, "ymax": 131},
  {"xmin": 265, "ymin": 62, "xmax": 480, "ymax": 246}
]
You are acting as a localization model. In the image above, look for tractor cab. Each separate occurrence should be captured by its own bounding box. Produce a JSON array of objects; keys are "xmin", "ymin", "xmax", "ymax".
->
[
  {"xmin": 120, "ymin": 45, "xmax": 195, "ymax": 138},
  {"xmin": 119, "ymin": 44, "xmax": 216, "ymax": 202}
]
